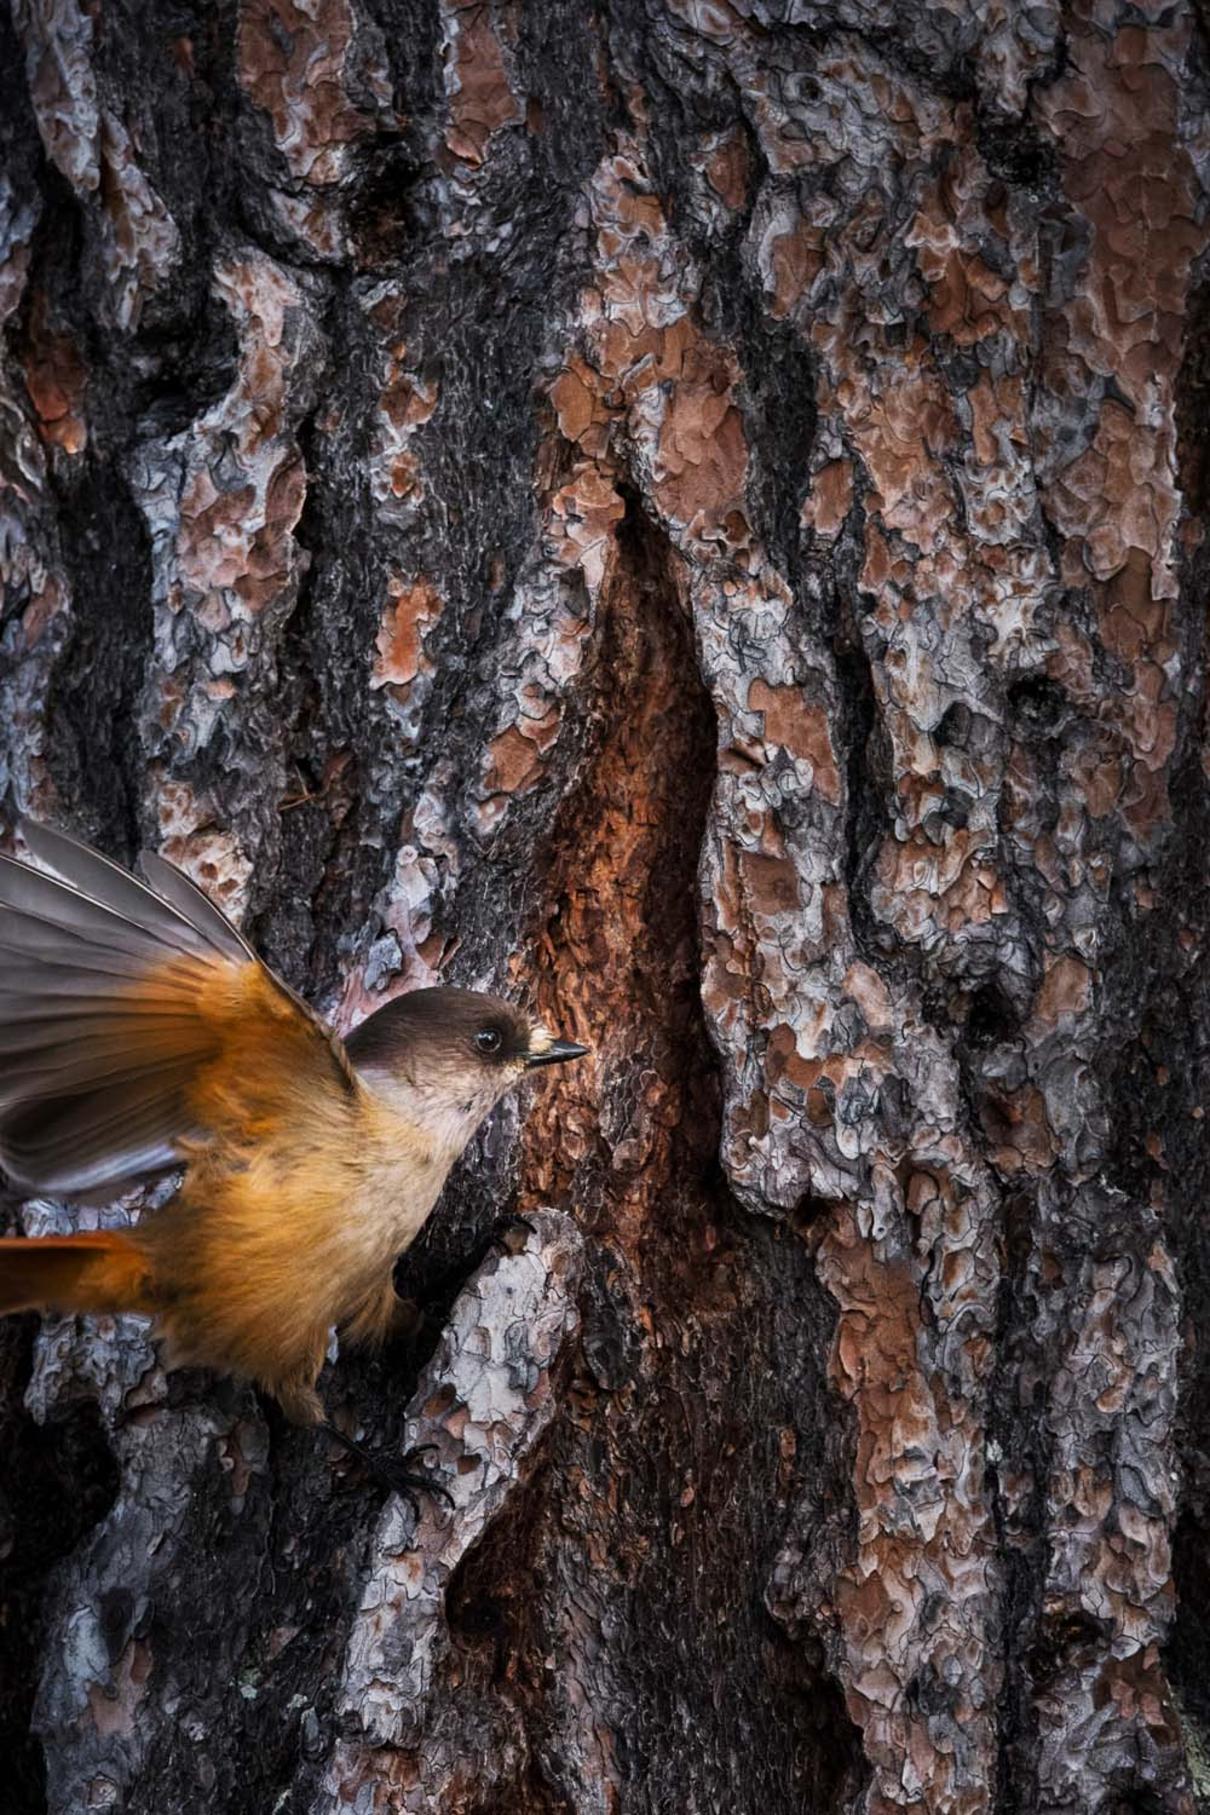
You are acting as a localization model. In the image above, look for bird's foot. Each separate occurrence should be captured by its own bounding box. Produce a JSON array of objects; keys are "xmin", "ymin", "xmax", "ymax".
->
[
  {"xmin": 379, "ymin": 1442, "xmax": 456, "ymax": 1522},
  {"xmin": 323, "ymin": 1425, "xmax": 454, "ymax": 1520}
]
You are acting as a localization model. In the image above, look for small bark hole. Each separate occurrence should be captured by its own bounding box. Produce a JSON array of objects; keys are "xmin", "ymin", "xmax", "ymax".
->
[
  {"xmin": 964, "ymin": 984, "xmax": 1021, "ymax": 1048},
  {"xmin": 1007, "ymin": 676, "xmax": 1069, "ymax": 736}
]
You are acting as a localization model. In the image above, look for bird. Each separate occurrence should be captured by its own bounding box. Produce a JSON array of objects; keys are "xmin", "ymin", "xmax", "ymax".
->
[{"xmin": 0, "ymin": 820, "xmax": 587, "ymax": 1505}]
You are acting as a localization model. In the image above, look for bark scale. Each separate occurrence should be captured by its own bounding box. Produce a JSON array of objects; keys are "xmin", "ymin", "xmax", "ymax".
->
[{"xmin": 1, "ymin": 1, "xmax": 1208, "ymax": 1811}]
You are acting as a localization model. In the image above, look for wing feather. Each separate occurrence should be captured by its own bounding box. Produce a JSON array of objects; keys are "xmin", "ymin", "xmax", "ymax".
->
[
  {"xmin": 0, "ymin": 824, "xmax": 356, "ymax": 1197},
  {"xmin": 136, "ymin": 849, "xmax": 255, "ymax": 962},
  {"xmin": 22, "ymin": 821, "xmax": 248, "ymax": 961},
  {"xmin": 2, "ymin": 1082, "xmax": 196, "ymax": 1194}
]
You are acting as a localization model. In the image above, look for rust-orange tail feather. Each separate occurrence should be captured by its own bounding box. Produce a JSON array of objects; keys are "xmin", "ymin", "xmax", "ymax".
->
[{"xmin": 0, "ymin": 1232, "xmax": 155, "ymax": 1317}]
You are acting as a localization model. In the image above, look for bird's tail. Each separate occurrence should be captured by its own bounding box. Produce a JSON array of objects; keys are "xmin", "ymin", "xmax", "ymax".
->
[{"xmin": 0, "ymin": 1231, "xmax": 155, "ymax": 1316}]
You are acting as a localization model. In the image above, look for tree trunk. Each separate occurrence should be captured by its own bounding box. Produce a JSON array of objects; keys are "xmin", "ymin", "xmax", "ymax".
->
[{"xmin": 1, "ymin": 0, "xmax": 1209, "ymax": 1810}]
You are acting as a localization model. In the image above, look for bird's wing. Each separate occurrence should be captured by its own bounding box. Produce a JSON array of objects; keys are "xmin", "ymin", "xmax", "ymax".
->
[{"xmin": 0, "ymin": 821, "xmax": 358, "ymax": 1196}]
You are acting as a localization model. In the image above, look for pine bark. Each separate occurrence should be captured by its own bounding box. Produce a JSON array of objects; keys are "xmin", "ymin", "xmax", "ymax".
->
[{"xmin": 1, "ymin": 1, "xmax": 1209, "ymax": 1810}]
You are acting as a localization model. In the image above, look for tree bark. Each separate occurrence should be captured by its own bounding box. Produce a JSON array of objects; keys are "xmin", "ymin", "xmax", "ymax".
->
[{"xmin": 1, "ymin": 0, "xmax": 1209, "ymax": 1810}]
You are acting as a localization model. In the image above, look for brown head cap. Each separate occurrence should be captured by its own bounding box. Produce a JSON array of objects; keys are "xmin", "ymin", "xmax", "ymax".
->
[{"xmin": 346, "ymin": 987, "xmax": 536, "ymax": 1074}]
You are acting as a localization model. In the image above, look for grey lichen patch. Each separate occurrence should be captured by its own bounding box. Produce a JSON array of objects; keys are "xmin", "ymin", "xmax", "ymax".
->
[
  {"xmin": 129, "ymin": 248, "xmax": 327, "ymax": 920},
  {"xmin": 0, "ymin": 80, "xmax": 72, "ymax": 833},
  {"xmin": 1011, "ymin": 1185, "xmax": 1191, "ymax": 1806},
  {"xmin": 12, "ymin": 0, "xmax": 100, "ymax": 194},
  {"xmin": 314, "ymin": 1209, "xmax": 582, "ymax": 1799},
  {"xmin": 1174, "ymin": 1689, "xmax": 1210, "ymax": 1809},
  {"xmin": 13, "ymin": 1, "xmax": 179, "ymax": 330},
  {"xmin": 31, "ymin": 1397, "xmax": 270, "ymax": 1813}
]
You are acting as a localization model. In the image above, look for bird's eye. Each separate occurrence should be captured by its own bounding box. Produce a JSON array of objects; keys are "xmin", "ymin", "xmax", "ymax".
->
[{"xmin": 476, "ymin": 1028, "xmax": 503, "ymax": 1056}]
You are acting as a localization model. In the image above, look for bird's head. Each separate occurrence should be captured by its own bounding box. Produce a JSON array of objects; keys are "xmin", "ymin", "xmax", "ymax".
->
[{"xmin": 346, "ymin": 987, "xmax": 588, "ymax": 1161}]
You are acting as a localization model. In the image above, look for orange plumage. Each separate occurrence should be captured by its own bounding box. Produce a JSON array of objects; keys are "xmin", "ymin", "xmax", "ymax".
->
[
  {"xmin": 0, "ymin": 824, "xmax": 587, "ymax": 1443},
  {"xmin": 0, "ymin": 1230, "xmax": 152, "ymax": 1317}
]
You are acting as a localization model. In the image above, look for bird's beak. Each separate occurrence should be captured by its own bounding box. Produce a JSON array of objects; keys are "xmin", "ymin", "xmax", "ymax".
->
[{"xmin": 525, "ymin": 1034, "xmax": 590, "ymax": 1068}]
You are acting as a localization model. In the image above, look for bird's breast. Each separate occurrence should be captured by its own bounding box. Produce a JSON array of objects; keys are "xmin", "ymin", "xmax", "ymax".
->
[
  {"xmin": 343, "ymin": 1104, "xmax": 448, "ymax": 1267},
  {"xmin": 350, "ymin": 1153, "xmax": 442, "ymax": 1255}
]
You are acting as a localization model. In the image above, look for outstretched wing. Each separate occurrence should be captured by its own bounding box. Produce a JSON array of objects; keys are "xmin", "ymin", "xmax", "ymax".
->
[{"xmin": 0, "ymin": 821, "xmax": 357, "ymax": 1196}]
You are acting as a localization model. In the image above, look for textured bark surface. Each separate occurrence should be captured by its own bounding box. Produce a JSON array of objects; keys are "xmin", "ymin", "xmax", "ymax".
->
[{"xmin": 1, "ymin": 1, "xmax": 1209, "ymax": 1810}]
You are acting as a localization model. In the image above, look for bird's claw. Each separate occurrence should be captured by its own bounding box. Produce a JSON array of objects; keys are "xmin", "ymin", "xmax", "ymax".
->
[
  {"xmin": 383, "ymin": 1444, "xmax": 455, "ymax": 1519},
  {"xmin": 321, "ymin": 1422, "xmax": 454, "ymax": 1520}
]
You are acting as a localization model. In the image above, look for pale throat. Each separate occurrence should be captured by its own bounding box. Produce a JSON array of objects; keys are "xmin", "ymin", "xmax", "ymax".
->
[{"xmin": 353, "ymin": 1061, "xmax": 508, "ymax": 1169}]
